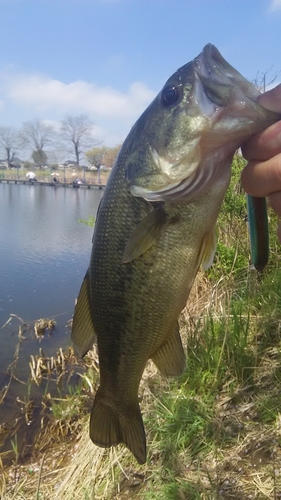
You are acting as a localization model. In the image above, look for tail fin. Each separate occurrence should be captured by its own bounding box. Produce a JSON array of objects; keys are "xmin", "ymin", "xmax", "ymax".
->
[{"xmin": 89, "ymin": 388, "xmax": 146, "ymax": 464}]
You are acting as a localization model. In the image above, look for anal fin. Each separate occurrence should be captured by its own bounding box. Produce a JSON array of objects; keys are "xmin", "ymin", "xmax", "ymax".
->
[
  {"xmin": 71, "ymin": 269, "xmax": 96, "ymax": 358},
  {"xmin": 201, "ymin": 229, "xmax": 217, "ymax": 270},
  {"xmin": 151, "ymin": 322, "xmax": 186, "ymax": 377}
]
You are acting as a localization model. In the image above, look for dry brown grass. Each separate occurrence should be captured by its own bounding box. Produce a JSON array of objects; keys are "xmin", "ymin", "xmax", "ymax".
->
[
  {"xmin": 2, "ymin": 271, "xmax": 281, "ymax": 499},
  {"xmin": 3, "ymin": 371, "xmax": 281, "ymax": 499}
]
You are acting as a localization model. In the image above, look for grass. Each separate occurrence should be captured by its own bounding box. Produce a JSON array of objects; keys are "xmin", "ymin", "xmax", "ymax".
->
[
  {"xmin": 2, "ymin": 155, "xmax": 281, "ymax": 498},
  {"xmin": 4, "ymin": 271, "xmax": 281, "ymax": 499}
]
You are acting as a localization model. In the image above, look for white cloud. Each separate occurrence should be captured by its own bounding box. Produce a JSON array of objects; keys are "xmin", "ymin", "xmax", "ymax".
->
[
  {"xmin": 0, "ymin": 70, "xmax": 156, "ymax": 145},
  {"xmin": 3, "ymin": 72, "xmax": 155, "ymax": 119},
  {"xmin": 269, "ymin": 0, "xmax": 281, "ymax": 11}
]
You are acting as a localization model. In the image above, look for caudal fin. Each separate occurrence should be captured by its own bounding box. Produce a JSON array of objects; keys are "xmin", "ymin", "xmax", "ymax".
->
[{"xmin": 89, "ymin": 388, "xmax": 146, "ymax": 465}]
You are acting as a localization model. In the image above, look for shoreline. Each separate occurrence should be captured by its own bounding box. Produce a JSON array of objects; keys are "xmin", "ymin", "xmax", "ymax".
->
[{"xmin": 0, "ymin": 178, "xmax": 106, "ymax": 189}]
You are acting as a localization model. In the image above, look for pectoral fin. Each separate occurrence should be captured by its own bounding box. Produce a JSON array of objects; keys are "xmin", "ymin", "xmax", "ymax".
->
[
  {"xmin": 122, "ymin": 206, "xmax": 169, "ymax": 263},
  {"xmin": 71, "ymin": 269, "xmax": 96, "ymax": 358},
  {"xmin": 151, "ymin": 322, "xmax": 186, "ymax": 377},
  {"xmin": 200, "ymin": 229, "xmax": 217, "ymax": 270}
]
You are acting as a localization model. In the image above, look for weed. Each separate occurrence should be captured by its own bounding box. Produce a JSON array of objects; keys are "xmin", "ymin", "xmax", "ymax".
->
[
  {"xmin": 10, "ymin": 434, "xmax": 19, "ymax": 465},
  {"xmin": 79, "ymin": 215, "xmax": 95, "ymax": 227}
]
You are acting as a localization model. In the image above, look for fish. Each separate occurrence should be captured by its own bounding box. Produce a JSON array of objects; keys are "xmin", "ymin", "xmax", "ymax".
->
[{"xmin": 72, "ymin": 44, "xmax": 281, "ymax": 464}]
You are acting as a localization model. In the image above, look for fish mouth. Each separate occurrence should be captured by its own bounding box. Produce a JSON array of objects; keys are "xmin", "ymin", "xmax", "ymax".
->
[
  {"xmin": 193, "ymin": 44, "xmax": 260, "ymax": 119},
  {"xmin": 196, "ymin": 44, "xmax": 230, "ymax": 81},
  {"xmin": 201, "ymin": 44, "xmax": 244, "ymax": 81}
]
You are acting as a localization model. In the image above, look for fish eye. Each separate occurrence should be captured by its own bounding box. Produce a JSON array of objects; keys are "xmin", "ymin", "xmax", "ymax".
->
[{"xmin": 161, "ymin": 85, "xmax": 180, "ymax": 106}]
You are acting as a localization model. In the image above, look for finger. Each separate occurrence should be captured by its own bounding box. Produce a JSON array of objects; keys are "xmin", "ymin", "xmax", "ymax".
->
[
  {"xmin": 242, "ymin": 84, "xmax": 281, "ymax": 160},
  {"xmin": 257, "ymin": 84, "xmax": 281, "ymax": 113},
  {"xmin": 242, "ymin": 121, "xmax": 281, "ymax": 161},
  {"xmin": 241, "ymin": 153, "xmax": 281, "ymax": 196},
  {"xmin": 269, "ymin": 191, "xmax": 281, "ymax": 216}
]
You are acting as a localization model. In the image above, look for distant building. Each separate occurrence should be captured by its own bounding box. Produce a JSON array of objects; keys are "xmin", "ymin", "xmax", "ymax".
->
[{"xmin": 58, "ymin": 161, "xmax": 77, "ymax": 169}]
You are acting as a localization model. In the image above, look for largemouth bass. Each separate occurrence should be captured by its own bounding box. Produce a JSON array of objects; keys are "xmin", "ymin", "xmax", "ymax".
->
[{"xmin": 72, "ymin": 44, "xmax": 281, "ymax": 464}]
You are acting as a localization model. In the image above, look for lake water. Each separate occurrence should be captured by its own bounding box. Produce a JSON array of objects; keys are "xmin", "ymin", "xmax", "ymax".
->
[{"xmin": 0, "ymin": 183, "xmax": 103, "ymax": 427}]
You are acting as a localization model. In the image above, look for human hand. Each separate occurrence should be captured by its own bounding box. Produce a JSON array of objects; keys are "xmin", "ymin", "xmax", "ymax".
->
[{"xmin": 241, "ymin": 84, "xmax": 281, "ymax": 241}]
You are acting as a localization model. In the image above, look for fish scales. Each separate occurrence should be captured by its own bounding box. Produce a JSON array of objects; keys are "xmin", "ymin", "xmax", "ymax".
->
[{"xmin": 72, "ymin": 44, "xmax": 281, "ymax": 464}]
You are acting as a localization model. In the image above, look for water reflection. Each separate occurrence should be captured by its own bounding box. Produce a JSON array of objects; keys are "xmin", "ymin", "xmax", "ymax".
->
[{"xmin": 0, "ymin": 183, "xmax": 102, "ymax": 423}]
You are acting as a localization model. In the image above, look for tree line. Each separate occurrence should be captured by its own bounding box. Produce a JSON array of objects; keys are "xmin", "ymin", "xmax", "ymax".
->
[{"xmin": 0, "ymin": 114, "xmax": 122, "ymax": 170}]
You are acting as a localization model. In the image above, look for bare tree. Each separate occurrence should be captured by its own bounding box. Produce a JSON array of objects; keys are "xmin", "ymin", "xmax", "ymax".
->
[
  {"xmin": 60, "ymin": 114, "xmax": 99, "ymax": 166},
  {"xmin": 253, "ymin": 67, "xmax": 280, "ymax": 93},
  {"xmin": 0, "ymin": 126, "xmax": 20, "ymax": 167},
  {"xmin": 20, "ymin": 119, "xmax": 55, "ymax": 167}
]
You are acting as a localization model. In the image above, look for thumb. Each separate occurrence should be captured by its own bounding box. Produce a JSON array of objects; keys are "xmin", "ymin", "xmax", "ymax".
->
[{"xmin": 257, "ymin": 84, "xmax": 281, "ymax": 113}]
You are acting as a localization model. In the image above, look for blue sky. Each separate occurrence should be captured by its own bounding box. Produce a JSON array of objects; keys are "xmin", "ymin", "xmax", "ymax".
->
[{"xmin": 0, "ymin": 0, "xmax": 280, "ymax": 149}]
